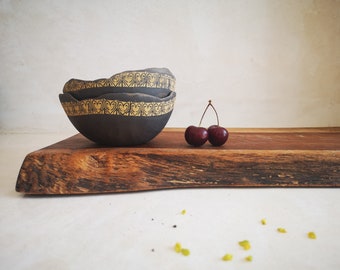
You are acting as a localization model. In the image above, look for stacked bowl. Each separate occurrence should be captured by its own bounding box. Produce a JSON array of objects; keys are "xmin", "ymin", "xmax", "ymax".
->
[{"xmin": 59, "ymin": 68, "xmax": 176, "ymax": 146}]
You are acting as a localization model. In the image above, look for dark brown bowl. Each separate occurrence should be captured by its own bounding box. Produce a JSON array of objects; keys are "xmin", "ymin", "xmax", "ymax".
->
[
  {"xmin": 63, "ymin": 68, "xmax": 175, "ymax": 100},
  {"xmin": 59, "ymin": 91, "xmax": 176, "ymax": 146}
]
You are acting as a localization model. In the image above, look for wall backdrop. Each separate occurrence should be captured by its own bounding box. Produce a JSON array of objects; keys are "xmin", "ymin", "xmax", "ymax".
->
[{"xmin": 1, "ymin": 0, "xmax": 339, "ymax": 133}]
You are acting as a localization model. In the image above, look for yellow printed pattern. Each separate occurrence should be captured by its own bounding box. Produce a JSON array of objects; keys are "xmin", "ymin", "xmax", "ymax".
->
[
  {"xmin": 63, "ymin": 71, "xmax": 176, "ymax": 93},
  {"xmin": 61, "ymin": 98, "xmax": 175, "ymax": 117}
]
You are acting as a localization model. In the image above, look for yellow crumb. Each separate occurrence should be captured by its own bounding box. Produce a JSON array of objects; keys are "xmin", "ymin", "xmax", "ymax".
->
[
  {"xmin": 239, "ymin": 240, "xmax": 251, "ymax": 250},
  {"xmin": 222, "ymin": 253, "xmax": 233, "ymax": 261},
  {"xmin": 277, "ymin": 227, "xmax": 287, "ymax": 233},
  {"xmin": 174, "ymin": 242, "xmax": 182, "ymax": 253},
  {"xmin": 261, "ymin": 218, "xmax": 267, "ymax": 225},
  {"xmin": 245, "ymin": 255, "xmax": 253, "ymax": 262},
  {"xmin": 181, "ymin": 209, "xmax": 186, "ymax": 215},
  {"xmin": 181, "ymin": 248, "xmax": 190, "ymax": 256},
  {"xmin": 308, "ymin": 231, "xmax": 316, "ymax": 239},
  {"xmin": 174, "ymin": 242, "xmax": 190, "ymax": 256}
]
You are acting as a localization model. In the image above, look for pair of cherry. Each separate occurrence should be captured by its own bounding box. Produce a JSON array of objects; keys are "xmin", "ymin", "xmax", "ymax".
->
[{"xmin": 185, "ymin": 100, "xmax": 229, "ymax": 147}]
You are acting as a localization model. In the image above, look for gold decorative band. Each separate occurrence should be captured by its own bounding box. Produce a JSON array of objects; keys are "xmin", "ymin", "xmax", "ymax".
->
[
  {"xmin": 61, "ymin": 98, "xmax": 175, "ymax": 117},
  {"xmin": 63, "ymin": 71, "xmax": 176, "ymax": 93}
]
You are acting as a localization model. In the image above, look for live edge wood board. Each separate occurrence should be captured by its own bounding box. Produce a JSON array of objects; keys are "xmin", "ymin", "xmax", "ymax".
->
[{"xmin": 16, "ymin": 128, "xmax": 340, "ymax": 195}]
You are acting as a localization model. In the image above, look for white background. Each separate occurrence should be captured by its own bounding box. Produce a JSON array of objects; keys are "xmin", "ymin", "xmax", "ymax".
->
[{"xmin": 1, "ymin": 0, "xmax": 339, "ymax": 132}]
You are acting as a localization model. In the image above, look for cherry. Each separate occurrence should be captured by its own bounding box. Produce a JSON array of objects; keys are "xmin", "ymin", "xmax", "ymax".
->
[
  {"xmin": 208, "ymin": 125, "xmax": 228, "ymax": 146},
  {"xmin": 205, "ymin": 101, "xmax": 229, "ymax": 146},
  {"xmin": 184, "ymin": 100, "xmax": 228, "ymax": 147},
  {"xmin": 185, "ymin": 125, "xmax": 208, "ymax": 146}
]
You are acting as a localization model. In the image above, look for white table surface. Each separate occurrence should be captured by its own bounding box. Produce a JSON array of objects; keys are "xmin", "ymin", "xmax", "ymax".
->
[{"xmin": 1, "ymin": 133, "xmax": 339, "ymax": 270}]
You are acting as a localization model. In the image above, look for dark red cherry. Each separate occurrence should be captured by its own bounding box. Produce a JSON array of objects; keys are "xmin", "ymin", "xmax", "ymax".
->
[
  {"xmin": 185, "ymin": 125, "xmax": 208, "ymax": 146},
  {"xmin": 208, "ymin": 125, "xmax": 229, "ymax": 146},
  {"xmin": 185, "ymin": 100, "xmax": 228, "ymax": 147}
]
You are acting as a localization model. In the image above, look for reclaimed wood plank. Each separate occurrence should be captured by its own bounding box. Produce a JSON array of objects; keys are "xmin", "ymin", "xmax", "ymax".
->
[{"xmin": 16, "ymin": 128, "xmax": 340, "ymax": 194}]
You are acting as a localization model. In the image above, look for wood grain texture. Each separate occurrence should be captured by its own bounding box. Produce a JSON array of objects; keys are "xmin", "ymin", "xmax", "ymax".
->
[{"xmin": 16, "ymin": 128, "xmax": 340, "ymax": 195}]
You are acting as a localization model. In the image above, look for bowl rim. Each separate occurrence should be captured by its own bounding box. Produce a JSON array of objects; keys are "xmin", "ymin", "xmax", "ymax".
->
[
  {"xmin": 63, "ymin": 67, "xmax": 176, "ymax": 94},
  {"xmin": 59, "ymin": 91, "xmax": 176, "ymax": 118}
]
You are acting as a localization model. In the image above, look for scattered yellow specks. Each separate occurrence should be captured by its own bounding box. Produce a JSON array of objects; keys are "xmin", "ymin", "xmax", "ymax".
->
[
  {"xmin": 308, "ymin": 231, "xmax": 316, "ymax": 239},
  {"xmin": 181, "ymin": 248, "xmax": 190, "ymax": 256},
  {"xmin": 181, "ymin": 209, "xmax": 186, "ymax": 215},
  {"xmin": 245, "ymin": 255, "xmax": 253, "ymax": 262},
  {"xmin": 277, "ymin": 227, "xmax": 287, "ymax": 233},
  {"xmin": 174, "ymin": 242, "xmax": 182, "ymax": 253},
  {"xmin": 222, "ymin": 253, "xmax": 233, "ymax": 261},
  {"xmin": 238, "ymin": 240, "xmax": 251, "ymax": 250},
  {"xmin": 261, "ymin": 218, "xmax": 267, "ymax": 225}
]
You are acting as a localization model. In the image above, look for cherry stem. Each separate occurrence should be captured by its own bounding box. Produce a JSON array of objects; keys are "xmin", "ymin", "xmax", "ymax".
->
[{"xmin": 198, "ymin": 100, "xmax": 220, "ymax": 127}]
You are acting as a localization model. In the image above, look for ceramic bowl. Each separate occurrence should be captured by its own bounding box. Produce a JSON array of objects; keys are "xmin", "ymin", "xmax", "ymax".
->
[
  {"xmin": 59, "ymin": 90, "xmax": 176, "ymax": 146},
  {"xmin": 63, "ymin": 68, "xmax": 175, "ymax": 100}
]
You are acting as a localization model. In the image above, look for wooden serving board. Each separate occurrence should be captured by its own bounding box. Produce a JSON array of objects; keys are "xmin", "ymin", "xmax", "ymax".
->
[{"xmin": 16, "ymin": 128, "xmax": 340, "ymax": 195}]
